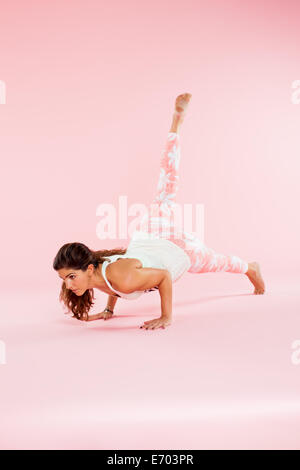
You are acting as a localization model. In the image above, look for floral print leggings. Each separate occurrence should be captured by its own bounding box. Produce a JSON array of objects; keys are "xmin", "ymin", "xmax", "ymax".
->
[{"xmin": 140, "ymin": 132, "xmax": 248, "ymax": 274}]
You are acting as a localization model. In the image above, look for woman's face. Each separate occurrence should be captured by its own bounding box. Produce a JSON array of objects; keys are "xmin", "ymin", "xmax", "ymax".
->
[{"xmin": 58, "ymin": 268, "xmax": 90, "ymax": 295}]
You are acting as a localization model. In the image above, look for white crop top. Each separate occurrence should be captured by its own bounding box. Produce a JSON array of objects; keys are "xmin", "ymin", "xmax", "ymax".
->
[{"xmin": 101, "ymin": 230, "xmax": 191, "ymax": 300}]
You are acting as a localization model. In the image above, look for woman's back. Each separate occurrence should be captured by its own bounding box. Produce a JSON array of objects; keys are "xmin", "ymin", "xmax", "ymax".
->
[{"xmin": 101, "ymin": 230, "xmax": 192, "ymax": 300}]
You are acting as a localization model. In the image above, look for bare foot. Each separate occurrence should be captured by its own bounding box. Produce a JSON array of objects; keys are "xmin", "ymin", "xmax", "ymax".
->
[
  {"xmin": 246, "ymin": 261, "xmax": 266, "ymax": 295},
  {"xmin": 174, "ymin": 93, "xmax": 192, "ymax": 122}
]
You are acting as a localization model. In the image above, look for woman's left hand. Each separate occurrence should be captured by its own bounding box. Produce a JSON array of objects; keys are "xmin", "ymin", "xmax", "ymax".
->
[{"xmin": 140, "ymin": 316, "xmax": 172, "ymax": 330}]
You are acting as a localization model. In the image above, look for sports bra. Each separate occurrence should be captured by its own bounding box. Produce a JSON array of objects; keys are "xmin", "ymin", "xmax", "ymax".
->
[
  {"xmin": 101, "ymin": 230, "xmax": 191, "ymax": 300},
  {"xmin": 101, "ymin": 256, "xmax": 159, "ymax": 300}
]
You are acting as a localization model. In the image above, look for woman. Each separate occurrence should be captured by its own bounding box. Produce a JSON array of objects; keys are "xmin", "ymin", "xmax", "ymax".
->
[{"xmin": 53, "ymin": 93, "xmax": 265, "ymax": 330}]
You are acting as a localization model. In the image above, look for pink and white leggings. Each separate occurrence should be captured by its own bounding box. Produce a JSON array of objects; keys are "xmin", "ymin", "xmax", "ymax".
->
[{"xmin": 141, "ymin": 132, "xmax": 248, "ymax": 274}]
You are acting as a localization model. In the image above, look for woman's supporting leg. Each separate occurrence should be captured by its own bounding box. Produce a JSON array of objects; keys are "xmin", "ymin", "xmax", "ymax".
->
[
  {"xmin": 182, "ymin": 234, "xmax": 249, "ymax": 274},
  {"xmin": 180, "ymin": 231, "xmax": 266, "ymax": 294},
  {"xmin": 178, "ymin": 231, "xmax": 266, "ymax": 294}
]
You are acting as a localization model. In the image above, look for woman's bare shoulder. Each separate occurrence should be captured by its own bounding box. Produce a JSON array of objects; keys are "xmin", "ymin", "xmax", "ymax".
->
[
  {"xmin": 115, "ymin": 257, "xmax": 143, "ymax": 269},
  {"xmin": 106, "ymin": 258, "xmax": 142, "ymax": 286}
]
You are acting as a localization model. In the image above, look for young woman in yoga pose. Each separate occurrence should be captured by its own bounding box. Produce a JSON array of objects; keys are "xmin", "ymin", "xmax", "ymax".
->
[{"xmin": 53, "ymin": 93, "xmax": 265, "ymax": 330}]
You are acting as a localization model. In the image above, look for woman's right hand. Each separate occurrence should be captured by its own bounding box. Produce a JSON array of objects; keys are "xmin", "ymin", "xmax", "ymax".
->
[
  {"xmin": 82, "ymin": 311, "xmax": 114, "ymax": 321},
  {"xmin": 97, "ymin": 310, "xmax": 114, "ymax": 321}
]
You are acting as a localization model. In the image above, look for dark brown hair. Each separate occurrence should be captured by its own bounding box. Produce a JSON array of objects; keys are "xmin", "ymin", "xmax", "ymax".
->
[{"xmin": 53, "ymin": 242, "xmax": 127, "ymax": 320}]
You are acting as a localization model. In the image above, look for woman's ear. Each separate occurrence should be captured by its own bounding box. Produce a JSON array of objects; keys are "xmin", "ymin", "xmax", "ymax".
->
[{"xmin": 87, "ymin": 264, "xmax": 95, "ymax": 276}]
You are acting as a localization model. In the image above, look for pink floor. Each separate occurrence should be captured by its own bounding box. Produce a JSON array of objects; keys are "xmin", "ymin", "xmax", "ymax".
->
[{"xmin": 0, "ymin": 271, "xmax": 300, "ymax": 450}]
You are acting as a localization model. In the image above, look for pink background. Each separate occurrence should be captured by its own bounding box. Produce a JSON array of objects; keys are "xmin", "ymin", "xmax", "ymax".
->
[{"xmin": 0, "ymin": 0, "xmax": 300, "ymax": 450}]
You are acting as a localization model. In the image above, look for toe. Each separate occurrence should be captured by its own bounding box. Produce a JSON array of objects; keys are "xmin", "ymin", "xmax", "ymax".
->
[{"xmin": 256, "ymin": 289, "xmax": 265, "ymax": 294}]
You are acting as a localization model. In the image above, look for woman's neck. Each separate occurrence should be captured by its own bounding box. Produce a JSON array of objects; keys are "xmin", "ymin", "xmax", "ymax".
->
[{"xmin": 91, "ymin": 264, "xmax": 107, "ymax": 290}]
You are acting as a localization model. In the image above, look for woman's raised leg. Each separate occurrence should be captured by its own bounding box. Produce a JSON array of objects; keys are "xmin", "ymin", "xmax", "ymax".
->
[
  {"xmin": 141, "ymin": 93, "xmax": 192, "ymax": 235},
  {"xmin": 138, "ymin": 93, "xmax": 265, "ymax": 294}
]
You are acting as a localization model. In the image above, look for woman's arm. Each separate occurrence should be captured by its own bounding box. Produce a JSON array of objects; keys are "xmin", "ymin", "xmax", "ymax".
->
[
  {"xmin": 158, "ymin": 271, "xmax": 172, "ymax": 320},
  {"xmin": 106, "ymin": 294, "xmax": 118, "ymax": 312},
  {"xmin": 82, "ymin": 295, "xmax": 119, "ymax": 322},
  {"xmin": 110, "ymin": 264, "xmax": 173, "ymax": 320}
]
